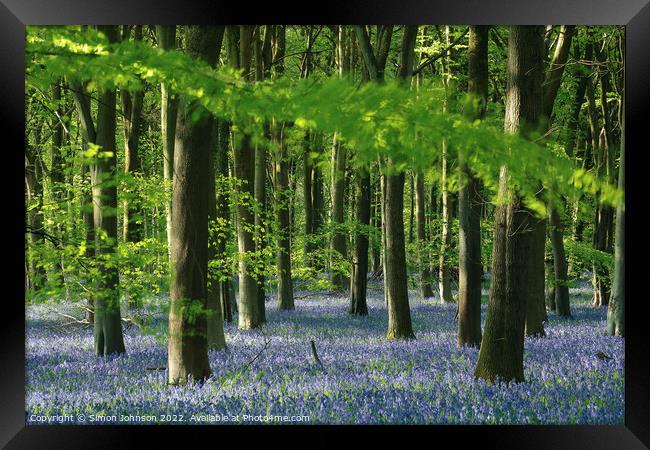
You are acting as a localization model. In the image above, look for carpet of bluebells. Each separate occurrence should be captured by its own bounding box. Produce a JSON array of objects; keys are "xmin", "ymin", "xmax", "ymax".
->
[{"xmin": 26, "ymin": 280, "xmax": 624, "ymax": 425}]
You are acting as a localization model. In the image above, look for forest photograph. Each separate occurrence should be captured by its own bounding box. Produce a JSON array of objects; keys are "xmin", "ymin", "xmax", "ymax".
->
[{"xmin": 24, "ymin": 24, "xmax": 625, "ymax": 425}]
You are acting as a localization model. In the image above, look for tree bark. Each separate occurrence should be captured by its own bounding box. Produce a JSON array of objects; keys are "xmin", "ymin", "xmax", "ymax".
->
[
  {"xmin": 92, "ymin": 26, "xmax": 126, "ymax": 357},
  {"xmin": 607, "ymin": 90, "xmax": 624, "ymax": 336},
  {"xmin": 438, "ymin": 26, "xmax": 455, "ymax": 304},
  {"xmin": 233, "ymin": 26, "xmax": 264, "ymax": 329},
  {"xmin": 156, "ymin": 25, "xmax": 178, "ymax": 261},
  {"xmin": 215, "ymin": 119, "xmax": 235, "ymax": 322},
  {"xmin": 385, "ymin": 25, "xmax": 418, "ymax": 339},
  {"xmin": 475, "ymin": 25, "xmax": 545, "ymax": 383},
  {"xmin": 543, "ymin": 25, "xmax": 576, "ymax": 318},
  {"xmin": 274, "ymin": 120, "xmax": 295, "ymax": 310},
  {"xmin": 458, "ymin": 25, "xmax": 487, "ymax": 347},
  {"xmin": 349, "ymin": 167, "xmax": 371, "ymax": 315},
  {"xmin": 415, "ymin": 173, "xmax": 434, "ymax": 298},
  {"xmin": 168, "ymin": 26, "xmax": 223, "ymax": 383},
  {"xmin": 330, "ymin": 133, "xmax": 349, "ymax": 291},
  {"xmin": 207, "ymin": 134, "xmax": 227, "ymax": 350},
  {"xmin": 121, "ymin": 25, "xmax": 145, "ymax": 245}
]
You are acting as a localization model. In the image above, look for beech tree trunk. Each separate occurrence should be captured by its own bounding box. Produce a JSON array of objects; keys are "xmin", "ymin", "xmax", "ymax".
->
[
  {"xmin": 234, "ymin": 25, "xmax": 264, "ymax": 329},
  {"xmin": 458, "ymin": 25, "xmax": 487, "ymax": 348},
  {"xmin": 438, "ymin": 26, "xmax": 455, "ymax": 304},
  {"xmin": 215, "ymin": 119, "xmax": 235, "ymax": 322},
  {"xmin": 475, "ymin": 25, "xmax": 545, "ymax": 383},
  {"xmin": 207, "ymin": 137, "xmax": 227, "ymax": 350},
  {"xmin": 274, "ymin": 120, "xmax": 295, "ymax": 310},
  {"xmin": 330, "ymin": 132, "xmax": 349, "ymax": 291},
  {"xmin": 121, "ymin": 25, "xmax": 145, "ymax": 245},
  {"xmin": 415, "ymin": 173, "xmax": 434, "ymax": 298},
  {"xmin": 543, "ymin": 25, "xmax": 576, "ymax": 318},
  {"xmin": 156, "ymin": 25, "xmax": 178, "ymax": 261},
  {"xmin": 168, "ymin": 26, "xmax": 223, "ymax": 383},
  {"xmin": 92, "ymin": 27, "xmax": 126, "ymax": 357},
  {"xmin": 349, "ymin": 168, "xmax": 370, "ymax": 315},
  {"xmin": 607, "ymin": 90, "xmax": 624, "ymax": 336},
  {"xmin": 348, "ymin": 25, "xmax": 393, "ymax": 313},
  {"xmin": 385, "ymin": 25, "xmax": 418, "ymax": 340},
  {"xmin": 69, "ymin": 79, "xmax": 97, "ymax": 323}
]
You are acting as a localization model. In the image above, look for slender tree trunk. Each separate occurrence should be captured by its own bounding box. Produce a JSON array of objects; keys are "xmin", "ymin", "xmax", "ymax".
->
[
  {"xmin": 607, "ymin": 90, "xmax": 624, "ymax": 336},
  {"xmin": 542, "ymin": 26, "xmax": 576, "ymax": 318},
  {"xmin": 207, "ymin": 133, "xmax": 227, "ymax": 350},
  {"xmin": 370, "ymin": 173, "xmax": 382, "ymax": 274},
  {"xmin": 415, "ymin": 173, "xmax": 434, "ymax": 298},
  {"xmin": 550, "ymin": 206, "xmax": 570, "ymax": 316},
  {"xmin": 92, "ymin": 48, "xmax": 126, "ymax": 358},
  {"xmin": 303, "ymin": 131, "xmax": 314, "ymax": 259},
  {"xmin": 215, "ymin": 119, "xmax": 234, "ymax": 322},
  {"xmin": 385, "ymin": 26, "xmax": 418, "ymax": 339},
  {"xmin": 25, "ymin": 147, "xmax": 46, "ymax": 293},
  {"xmin": 330, "ymin": 132, "xmax": 348, "ymax": 290},
  {"xmin": 475, "ymin": 25, "xmax": 545, "ymax": 383},
  {"xmin": 70, "ymin": 79, "xmax": 97, "ymax": 322},
  {"xmin": 348, "ymin": 26, "xmax": 391, "ymax": 312},
  {"xmin": 233, "ymin": 25, "xmax": 263, "ymax": 329},
  {"xmin": 121, "ymin": 25, "xmax": 145, "ymax": 245},
  {"xmin": 50, "ymin": 79, "xmax": 68, "ymax": 292},
  {"xmin": 254, "ymin": 132, "xmax": 268, "ymax": 321},
  {"xmin": 525, "ymin": 218, "xmax": 547, "ymax": 337},
  {"xmin": 439, "ymin": 141, "xmax": 454, "ymax": 303},
  {"xmin": 274, "ymin": 120, "xmax": 294, "ymax": 310},
  {"xmin": 438, "ymin": 26, "xmax": 455, "ymax": 304},
  {"xmin": 458, "ymin": 25, "xmax": 487, "ymax": 347},
  {"xmin": 168, "ymin": 26, "xmax": 223, "ymax": 383},
  {"xmin": 156, "ymin": 25, "xmax": 178, "ymax": 261},
  {"xmin": 349, "ymin": 167, "xmax": 370, "ymax": 315},
  {"xmin": 408, "ymin": 173, "xmax": 415, "ymax": 244}
]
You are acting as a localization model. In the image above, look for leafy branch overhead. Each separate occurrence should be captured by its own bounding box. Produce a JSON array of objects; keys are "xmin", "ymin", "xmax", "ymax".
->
[{"xmin": 26, "ymin": 26, "xmax": 622, "ymax": 217}]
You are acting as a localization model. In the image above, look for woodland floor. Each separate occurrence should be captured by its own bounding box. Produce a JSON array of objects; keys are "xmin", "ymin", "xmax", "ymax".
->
[{"xmin": 26, "ymin": 280, "xmax": 624, "ymax": 425}]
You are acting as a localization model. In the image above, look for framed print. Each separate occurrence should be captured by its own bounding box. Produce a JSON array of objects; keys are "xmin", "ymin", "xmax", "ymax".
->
[{"xmin": 2, "ymin": 0, "xmax": 649, "ymax": 447}]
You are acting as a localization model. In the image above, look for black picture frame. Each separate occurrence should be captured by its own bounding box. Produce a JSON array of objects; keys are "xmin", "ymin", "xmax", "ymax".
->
[{"xmin": 3, "ymin": 0, "xmax": 649, "ymax": 447}]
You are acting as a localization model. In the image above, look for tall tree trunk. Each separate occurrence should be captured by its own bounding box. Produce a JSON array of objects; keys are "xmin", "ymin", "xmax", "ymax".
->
[
  {"xmin": 349, "ymin": 167, "xmax": 371, "ymax": 315},
  {"xmin": 348, "ymin": 26, "xmax": 392, "ymax": 312},
  {"xmin": 330, "ymin": 132, "xmax": 348, "ymax": 291},
  {"xmin": 25, "ymin": 143, "xmax": 46, "ymax": 294},
  {"xmin": 303, "ymin": 131, "xmax": 314, "ymax": 259},
  {"xmin": 274, "ymin": 120, "xmax": 294, "ymax": 310},
  {"xmin": 215, "ymin": 119, "xmax": 234, "ymax": 322},
  {"xmin": 439, "ymin": 141, "xmax": 454, "ymax": 303},
  {"xmin": 121, "ymin": 26, "xmax": 145, "ymax": 245},
  {"xmin": 458, "ymin": 25, "xmax": 487, "ymax": 348},
  {"xmin": 415, "ymin": 173, "xmax": 434, "ymax": 298},
  {"xmin": 70, "ymin": 79, "xmax": 97, "ymax": 322},
  {"xmin": 92, "ymin": 27, "xmax": 126, "ymax": 357},
  {"xmin": 543, "ymin": 25, "xmax": 576, "ymax": 318},
  {"xmin": 168, "ymin": 25, "xmax": 223, "ymax": 383},
  {"xmin": 370, "ymin": 173, "xmax": 382, "ymax": 274},
  {"xmin": 254, "ymin": 132, "xmax": 268, "ymax": 320},
  {"xmin": 156, "ymin": 25, "xmax": 178, "ymax": 261},
  {"xmin": 50, "ymin": 79, "xmax": 68, "ymax": 292},
  {"xmin": 607, "ymin": 89, "xmax": 624, "ymax": 336},
  {"xmin": 438, "ymin": 26, "xmax": 455, "ymax": 304},
  {"xmin": 385, "ymin": 25, "xmax": 418, "ymax": 339},
  {"xmin": 207, "ymin": 131, "xmax": 227, "ymax": 350},
  {"xmin": 475, "ymin": 25, "xmax": 545, "ymax": 383},
  {"xmin": 233, "ymin": 25, "xmax": 263, "ymax": 329},
  {"xmin": 408, "ymin": 173, "xmax": 415, "ymax": 244},
  {"xmin": 329, "ymin": 31, "xmax": 349, "ymax": 288},
  {"xmin": 525, "ymin": 218, "xmax": 547, "ymax": 337}
]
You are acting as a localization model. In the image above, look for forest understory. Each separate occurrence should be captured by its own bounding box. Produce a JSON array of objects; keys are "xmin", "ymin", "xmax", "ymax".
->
[{"xmin": 26, "ymin": 277, "xmax": 623, "ymax": 425}]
